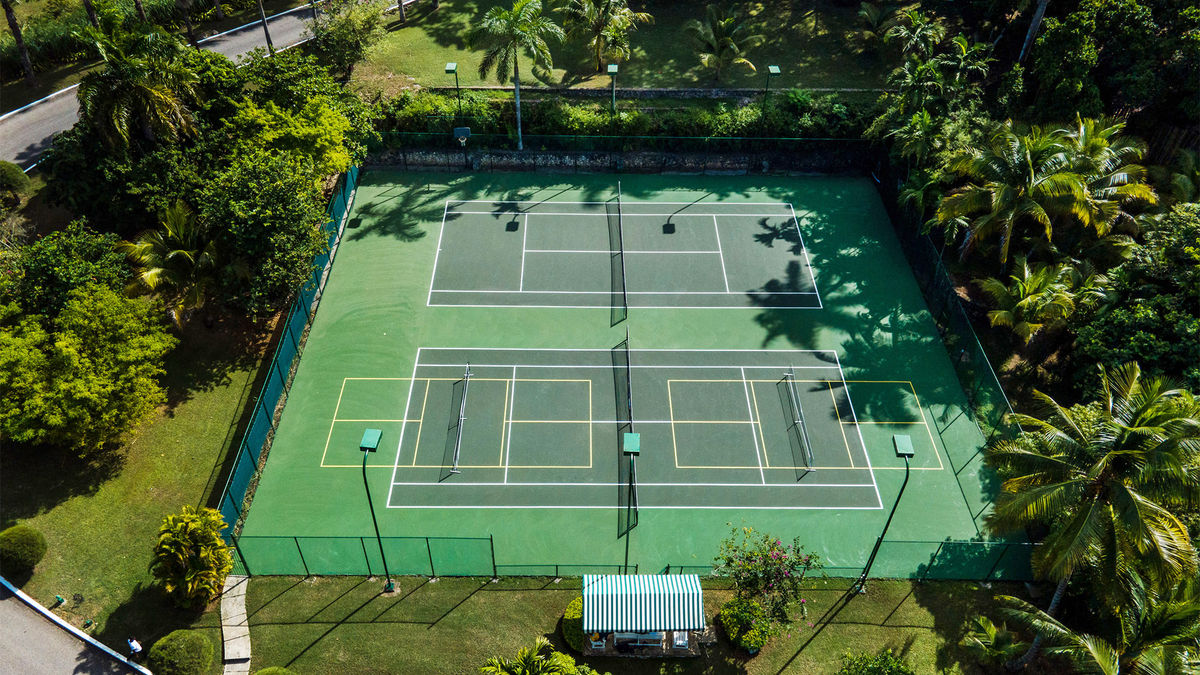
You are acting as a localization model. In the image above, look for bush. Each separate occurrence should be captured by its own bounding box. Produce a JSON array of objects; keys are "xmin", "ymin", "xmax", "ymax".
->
[
  {"xmin": 146, "ymin": 630, "xmax": 213, "ymax": 675},
  {"xmin": 561, "ymin": 595, "xmax": 584, "ymax": 652},
  {"xmin": 254, "ymin": 668, "xmax": 297, "ymax": 675},
  {"xmin": 836, "ymin": 649, "xmax": 916, "ymax": 675},
  {"xmin": 0, "ymin": 161, "xmax": 30, "ymax": 209},
  {"xmin": 150, "ymin": 506, "xmax": 233, "ymax": 608},
  {"xmin": 0, "ymin": 524, "xmax": 48, "ymax": 575},
  {"xmin": 719, "ymin": 597, "xmax": 772, "ymax": 653}
]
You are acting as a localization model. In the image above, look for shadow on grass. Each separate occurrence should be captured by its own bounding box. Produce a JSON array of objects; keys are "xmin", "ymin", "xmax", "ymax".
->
[
  {"xmin": 93, "ymin": 583, "xmax": 212, "ymax": 656},
  {"xmin": 0, "ymin": 445, "xmax": 125, "ymax": 532}
]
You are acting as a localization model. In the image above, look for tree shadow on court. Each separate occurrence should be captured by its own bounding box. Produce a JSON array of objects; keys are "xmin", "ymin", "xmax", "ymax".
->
[{"xmin": 345, "ymin": 186, "xmax": 435, "ymax": 242}]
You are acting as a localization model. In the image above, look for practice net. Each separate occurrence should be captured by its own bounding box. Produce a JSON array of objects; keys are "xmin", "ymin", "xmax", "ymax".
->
[
  {"xmin": 440, "ymin": 364, "xmax": 472, "ymax": 481},
  {"xmin": 778, "ymin": 366, "xmax": 815, "ymax": 480},
  {"xmin": 611, "ymin": 334, "xmax": 637, "ymax": 536}
]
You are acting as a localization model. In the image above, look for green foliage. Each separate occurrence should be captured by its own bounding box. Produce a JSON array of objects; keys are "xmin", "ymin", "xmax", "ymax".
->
[
  {"xmin": 149, "ymin": 505, "xmax": 233, "ymax": 608},
  {"xmin": 471, "ymin": 0, "xmax": 565, "ymax": 85},
  {"xmin": 0, "ymin": 286, "xmax": 178, "ymax": 454},
  {"xmin": 480, "ymin": 636, "xmax": 569, "ymax": 674},
  {"xmin": 253, "ymin": 669, "xmax": 296, "ymax": 675},
  {"xmin": 560, "ymin": 595, "xmax": 583, "ymax": 652},
  {"xmin": 976, "ymin": 257, "xmax": 1107, "ymax": 344},
  {"xmin": 146, "ymin": 630, "xmax": 214, "ymax": 675},
  {"xmin": 0, "ymin": 161, "xmax": 30, "ymax": 209},
  {"xmin": 836, "ymin": 649, "xmax": 916, "ymax": 674},
  {"xmin": 309, "ymin": 0, "xmax": 388, "ymax": 81},
  {"xmin": 714, "ymin": 527, "xmax": 822, "ymax": 621},
  {"xmin": 719, "ymin": 596, "xmax": 772, "ymax": 653},
  {"xmin": 960, "ymin": 615, "xmax": 1028, "ymax": 666},
  {"xmin": 684, "ymin": 3, "xmax": 763, "ymax": 83},
  {"xmin": 559, "ymin": 0, "xmax": 652, "ymax": 73},
  {"xmin": 198, "ymin": 151, "xmax": 328, "ymax": 315},
  {"xmin": 9, "ymin": 221, "xmax": 127, "ymax": 317},
  {"xmin": 223, "ymin": 99, "xmax": 353, "ymax": 180},
  {"xmin": 0, "ymin": 524, "xmax": 48, "ymax": 575},
  {"xmin": 1073, "ymin": 203, "xmax": 1200, "ymax": 392}
]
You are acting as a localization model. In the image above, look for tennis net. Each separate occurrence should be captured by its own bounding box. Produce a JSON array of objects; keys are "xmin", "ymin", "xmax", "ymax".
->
[
  {"xmin": 440, "ymin": 364, "xmax": 472, "ymax": 481},
  {"xmin": 612, "ymin": 334, "xmax": 637, "ymax": 535},
  {"xmin": 607, "ymin": 181, "xmax": 628, "ymax": 326},
  {"xmin": 779, "ymin": 366, "xmax": 815, "ymax": 480}
]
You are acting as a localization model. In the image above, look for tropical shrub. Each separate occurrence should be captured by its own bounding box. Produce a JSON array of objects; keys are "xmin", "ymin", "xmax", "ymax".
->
[
  {"xmin": 719, "ymin": 596, "xmax": 771, "ymax": 653},
  {"xmin": 960, "ymin": 615, "xmax": 1028, "ymax": 666},
  {"xmin": 561, "ymin": 595, "xmax": 584, "ymax": 652},
  {"xmin": 0, "ymin": 161, "xmax": 30, "ymax": 209},
  {"xmin": 0, "ymin": 524, "xmax": 48, "ymax": 575},
  {"xmin": 149, "ymin": 506, "xmax": 233, "ymax": 608},
  {"xmin": 9, "ymin": 221, "xmax": 128, "ymax": 317},
  {"xmin": 713, "ymin": 527, "xmax": 822, "ymax": 621},
  {"xmin": 836, "ymin": 649, "xmax": 916, "ymax": 674},
  {"xmin": 146, "ymin": 630, "xmax": 213, "ymax": 675}
]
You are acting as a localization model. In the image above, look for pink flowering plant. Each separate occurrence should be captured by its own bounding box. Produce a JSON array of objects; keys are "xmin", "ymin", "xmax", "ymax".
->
[{"xmin": 714, "ymin": 527, "xmax": 824, "ymax": 623}]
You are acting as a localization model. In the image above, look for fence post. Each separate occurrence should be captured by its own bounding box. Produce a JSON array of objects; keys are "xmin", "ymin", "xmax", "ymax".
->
[
  {"xmin": 294, "ymin": 537, "xmax": 310, "ymax": 577},
  {"xmin": 426, "ymin": 537, "xmax": 436, "ymax": 578},
  {"xmin": 233, "ymin": 539, "xmax": 251, "ymax": 576},
  {"xmin": 489, "ymin": 535, "xmax": 497, "ymax": 580},
  {"xmin": 361, "ymin": 537, "xmax": 372, "ymax": 577}
]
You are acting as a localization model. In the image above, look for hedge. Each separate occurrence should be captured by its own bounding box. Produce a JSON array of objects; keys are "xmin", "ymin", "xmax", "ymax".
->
[
  {"xmin": 719, "ymin": 596, "xmax": 772, "ymax": 653},
  {"xmin": 147, "ymin": 630, "xmax": 214, "ymax": 675},
  {"xmin": 0, "ymin": 524, "xmax": 48, "ymax": 576},
  {"xmin": 561, "ymin": 595, "xmax": 584, "ymax": 652}
]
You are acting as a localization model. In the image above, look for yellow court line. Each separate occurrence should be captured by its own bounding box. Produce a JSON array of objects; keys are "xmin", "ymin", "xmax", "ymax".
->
[
  {"xmin": 334, "ymin": 418, "xmax": 418, "ymax": 423},
  {"xmin": 668, "ymin": 381, "xmax": 681, "ymax": 470},
  {"xmin": 410, "ymin": 380, "xmax": 432, "ymax": 467},
  {"xmin": 499, "ymin": 378, "xmax": 511, "ymax": 468},
  {"xmin": 827, "ymin": 381, "xmax": 855, "ymax": 469},
  {"xmin": 837, "ymin": 379, "xmax": 945, "ymax": 471},
  {"xmin": 847, "ymin": 421, "xmax": 928, "ymax": 424},
  {"xmin": 588, "ymin": 379, "xmax": 594, "ymax": 469},
  {"xmin": 509, "ymin": 420, "xmax": 593, "ymax": 424},
  {"xmin": 320, "ymin": 378, "xmax": 350, "ymax": 466},
  {"xmin": 749, "ymin": 381, "xmax": 769, "ymax": 467},
  {"xmin": 670, "ymin": 378, "xmax": 836, "ymax": 384},
  {"xmin": 908, "ymin": 382, "xmax": 946, "ymax": 471}
]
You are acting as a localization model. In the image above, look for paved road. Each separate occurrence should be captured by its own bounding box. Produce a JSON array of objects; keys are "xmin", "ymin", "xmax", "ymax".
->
[
  {"xmin": 0, "ymin": 585, "xmax": 140, "ymax": 674},
  {"xmin": 0, "ymin": 4, "xmax": 317, "ymax": 169}
]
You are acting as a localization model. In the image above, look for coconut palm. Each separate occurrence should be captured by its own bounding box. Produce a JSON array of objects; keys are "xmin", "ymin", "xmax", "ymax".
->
[
  {"xmin": 884, "ymin": 9, "xmax": 945, "ymax": 59},
  {"xmin": 985, "ymin": 362, "xmax": 1200, "ymax": 667},
  {"xmin": 888, "ymin": 56, "xmax": 945, "ymax": 114},
  {"xmin": 1149, "ymin": 149, "xmax": 1200, "ymax": 207},
  {"xmin": 935, "ymin": 35, "xmax": 991, "ymax": 85},
  {"xmin": 76, "ymin": 24, "xmax": 198, "ymax": 150},
  {"xmin": 936, "ymin": 121, "xmax": 1089, "ymax": 264},
  {"xmin": 559, "ymin": 0, "xmax": 652, "ymax": 73},
  {"xmin": 480, "ymin": 637, "xmax": 570, "ymax": 675},
  {"xmin": 888, "ymin": 109, "xmax": 941, "ymax": 165},
  {"xmin": 975, "ymin": 257, "xmax": 1077, "ymax": 344},
  {"xmin": 471, "ymin": 0, "xmax": 564, "ymax": 151},
  {"xmin": 119, "ymin": 201, "xmax": 236, "ymax": 326},
  {"xmin": 960, "ymin": 616, "xmax": 1029, "ymax": 667},
  {"xmin": 684, "ymin": 3, "xmax": 764, "ymax": 84},
  {"xmin": 1060, "ymin": 115, "xmax": 1157, "ymax": 235},
  {"xmin": 997, "ymin": 575, "xmax": 1200, "ymax": 674},
  {"xmin": 1, "ymin": 0, "xmax": 35, "ymax": 84},
  {"xmin": 849, "ymin": 2, "xmax": 897, "ymax": 55}
]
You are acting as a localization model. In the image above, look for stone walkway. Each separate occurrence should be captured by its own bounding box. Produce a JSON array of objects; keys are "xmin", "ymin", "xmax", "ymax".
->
[{"xmin": 221, "ymin": 575, "xmax": 251, "ymax": 675}]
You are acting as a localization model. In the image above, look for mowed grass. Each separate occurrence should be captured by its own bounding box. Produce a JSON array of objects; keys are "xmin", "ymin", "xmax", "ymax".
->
[
  {"xmin": 248, "ymin": 575, "xmax": 1017, "ymax": 674},
  {"xmin": 355, "ymin": 0, "xmax": 894, "ymax": 98},
  {"xmin": 0, "ymin": 317, "xmax": 272, "ymax": 671}
]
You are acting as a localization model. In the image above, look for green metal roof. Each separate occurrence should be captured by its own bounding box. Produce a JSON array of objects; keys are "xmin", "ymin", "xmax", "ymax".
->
[{"xmin": 582, "ymin": 574, "xmax": 704, "ymax": 632}]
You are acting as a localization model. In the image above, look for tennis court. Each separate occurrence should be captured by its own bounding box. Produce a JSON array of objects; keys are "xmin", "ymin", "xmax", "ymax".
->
[
  {"xmin": 238, "ymin": 172, "xmax": 1006, "ymax": 579},
  {"xmin": 428, "ymin": 196, "xmax": 820, "ymax": 309}
]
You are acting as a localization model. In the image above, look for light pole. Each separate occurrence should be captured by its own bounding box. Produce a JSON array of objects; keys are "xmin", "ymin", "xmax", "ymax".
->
[
  {"xmin": 607, "ymin": 63, "xmax": 619, "ymax": 115},
  {"xmin": 360, "ymin": 428, "xmax": 394, "ymax": 592},
  {"xmin": 856, "ymin": 435, "xmax": 914, "ymax": 594},
  {"xmin": 763, "ymin": 65, "xmax": 780, "ymax": 119},
  {"xmin": 445, "ymin": 62, "xmax": 461, "ymax": 122}
]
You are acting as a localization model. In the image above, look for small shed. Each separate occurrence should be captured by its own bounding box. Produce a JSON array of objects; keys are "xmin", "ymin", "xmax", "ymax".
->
[{"xmin": 581, "ymin": 574, "xmax": 706, "ymax": 656}]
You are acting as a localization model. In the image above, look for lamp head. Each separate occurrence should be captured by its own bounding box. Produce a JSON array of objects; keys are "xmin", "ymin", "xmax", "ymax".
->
[
  {"xmin": 360, "ymin": 428, "xmax": 382, "ymax": 453},
  {"xmin": 445, "ymin": 62, "xmax": 458, "ymax": 74},
  {"xmin": 607, "ymin": 64, "xmax": 619, "ymax": 75},
  {"xmin": 767, "ymin": 65, "xmax": 781, "ymax": 77}
]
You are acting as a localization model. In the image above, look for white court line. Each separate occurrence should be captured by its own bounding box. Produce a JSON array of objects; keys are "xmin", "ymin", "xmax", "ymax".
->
[
  {"xmin": 502, "ymin": 366, "xmax": 517, "ymax": 484},
  {"xmin": 417, "ymin": 346, "xmax": 837, "ymax": 353},
  {"xmin": 741, "ymin": 368, "xmax": 765, "ymax": 484},
  {"xmin": 430, "ymin": 303, "xmax": 821, "ymax": 310},
  {"xmin": 713, "ymin": 215, "xmax": 731, "ymax": 293},
  {"xmin": 523, "ymin": 249, "xmax": 722, "ymax": 254},
  {"xmin": 390, "ymin": 481, "xmax": 878, "ymax": 488},
  {"xmin": 518, "ymin": 213, "xmax": 529, "ymax": 291},
  {"xmin": 833, "ymin": 351, "xmax": 884, "ymax": 510},
  {"xmin": 426, "ymin": 203, "xmax": 450, "ymax": 306},
  {"xmin": 449, "ymin": 211, "xmax": 798, "ymax": 218},
  {"xmin": 448, "ymin": 199, "xmax": 795, "ymax": 206},
  {"xmin": 386, "ymin": 349, "xmax": 423, "ymax": 508},
  {"xmin": 419, "ymin": 363, "xmax": 840, "ymax": 371},
  {"xmin": 431, "ymin": 289, "xmax": 817, "ymax": 295},
  {"xmin": 387, "ymin": 504, "xmax": 885, "ymax": 510},
  {"xmin": 789, "ymin": 203, "xmax": 823, "ymax": 309}
]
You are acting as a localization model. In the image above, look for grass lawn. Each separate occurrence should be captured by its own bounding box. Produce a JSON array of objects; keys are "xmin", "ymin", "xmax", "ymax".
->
[
  {"xmin": 0, "ymin": 0, "xmax": 309, "ymax": 114},
  {"xmin": 246, "ymin": 575, "xmax": 1028, "ymax": 674},
  {"xmin": 355, "ymin": 0, "xmax": 897, "ymax": 99},
  {"xmin": 0, "ymin": 316, "xmax": 273, "ymax": 672}
]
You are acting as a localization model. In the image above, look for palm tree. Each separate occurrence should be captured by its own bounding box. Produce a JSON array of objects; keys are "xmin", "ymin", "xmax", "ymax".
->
[
  {"xmin": 985, "ymin": 362, "xmax": 1200, "ymax": 667},
  {"xmin": 1, "ymin": 0, "xmax": 35, "ymax": 84},
  {"xmin": 936, "ymin": 121, "xmax": 1088, "ymax": 264},
  {"xmin": 960, "ymin": 616, "xmax": 1029, "ymax": 667},
  {"xmin": 848, "ymin": 2, "xmax": 897, "ymax": 55},
  {"xmin": 997, "ymin": 576, "xmax": 1200, "ymax": 673},
  {"xmin": 1149, "ymin": 149, "xmax": 1200, "ymax": 207},
  {"xmin": 888, "ymin": 109, "xmax": 941, "ymax": 165},
  {"xmin": 888, "ymin": 56, "xmax": 944, "ymax": 114},
  {"xmin": 559, "ymin": 0, "xmax": 652, "ymax": 73},
  {"xmin": 119, "ymin": 201, "xmax": 234, "ymax": 326},
  {"xmin": 884, "ymin": 9, "xmax": 945, "ymax": 59},
  {"xmin": 471, "ymin": 0, "xmax": 564, "ymax": 152},
  {"xmin": 975, "ymin": 256, "xmax": 1077, "ymax": 344},
  {"xmin": 76, "ymin": 24, "xmax": 198, "ymax": 150},
  {"xmin": 1060, "ymin": 115, "xmax": 1157, "ymax": 235},
  {"xmin": 1017, "ymin": 0, "xmax": 1049, "ymax": 64},
  {"xmin": 480, "ymin": 637, "xmax": 570, "ymax": 675},
  {"xmin": 935, "ymin": 35, "xmax": 991, "ymax": 85},
  {"xmin": 684, "ymin": 3, "xmax": 764, "ymax": 84}
]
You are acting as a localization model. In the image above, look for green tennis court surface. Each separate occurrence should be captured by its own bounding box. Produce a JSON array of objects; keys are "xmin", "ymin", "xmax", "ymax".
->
[{"xmin": 239, "ymin": 172, "xmax": 1008, "ymax": 579}]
